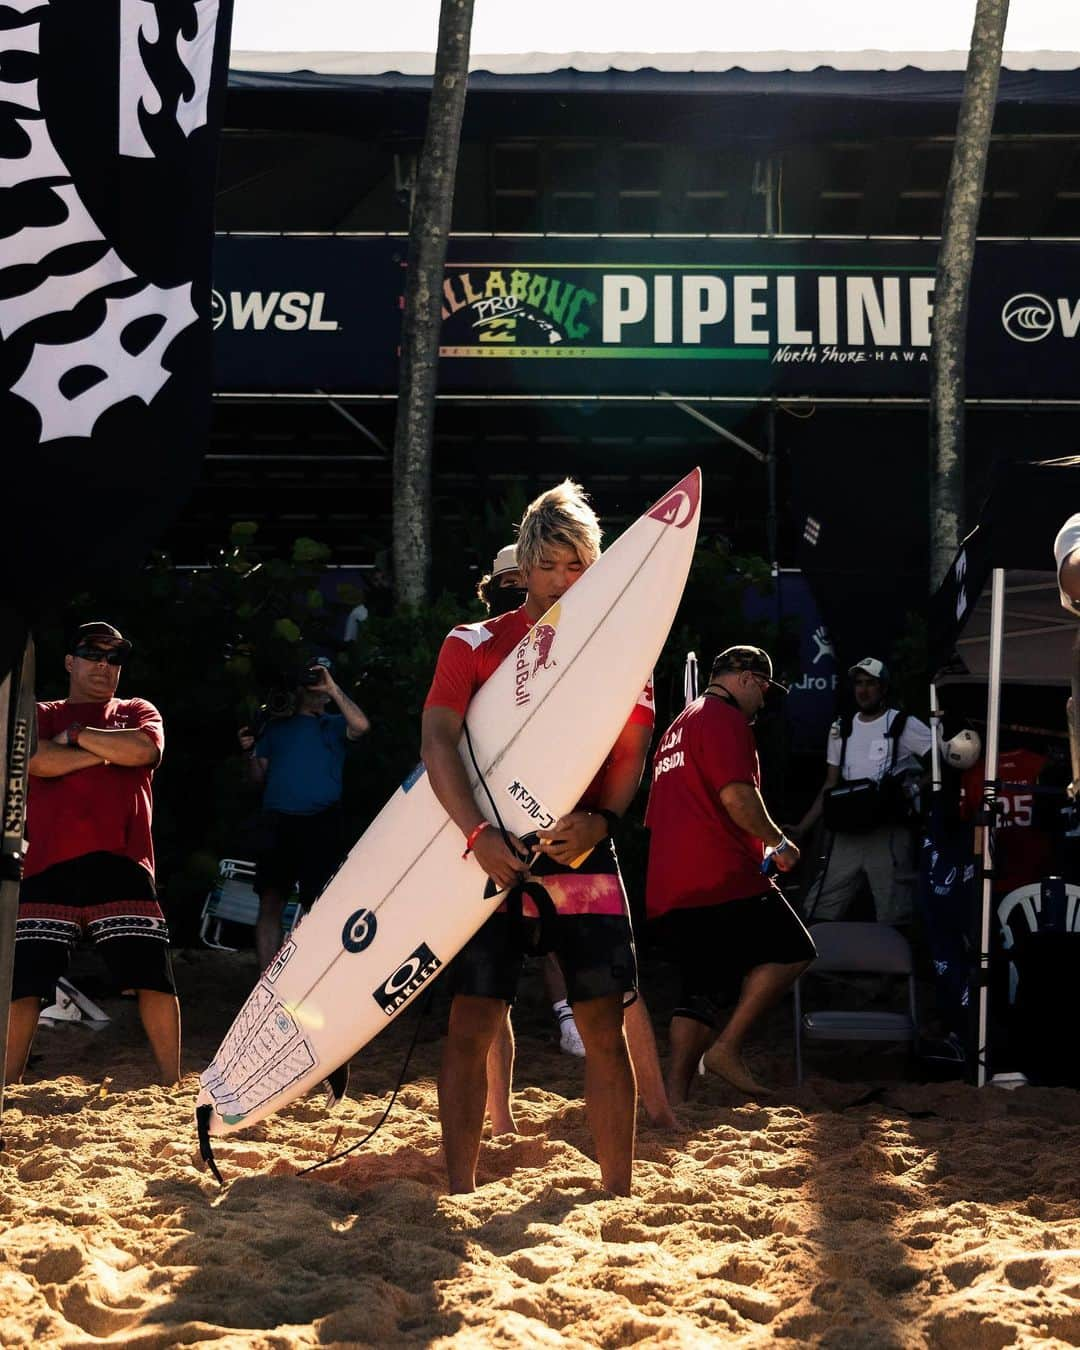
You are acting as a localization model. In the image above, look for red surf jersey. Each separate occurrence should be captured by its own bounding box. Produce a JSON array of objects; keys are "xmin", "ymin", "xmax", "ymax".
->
[
  {"xmin": 25, "ymin": 698, "xmax": 164, "ymax": 881},
  {"xmin": 424, "ymin": 606, "xmax": 654, "ymax": 808},
  {"xmin": 960, "ymin": 748, "xmax": 1052, "ymax": 895},
  {"xmin": 645, "ymin": 694, "xmax": 773, "ymax": 918}
]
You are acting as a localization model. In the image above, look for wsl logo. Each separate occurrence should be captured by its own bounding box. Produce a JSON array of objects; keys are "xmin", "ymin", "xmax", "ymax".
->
[
  {"xmin": 1001, "ymin": 293, "xmax": 1080, "ymax": 344},
  {"xmin": 211, "ymin": 290, "xmax": 340, "ymax": 333},
  {"xmin": 1001, "ymin": 294, "xmax": 1055, "ymax": 343}
]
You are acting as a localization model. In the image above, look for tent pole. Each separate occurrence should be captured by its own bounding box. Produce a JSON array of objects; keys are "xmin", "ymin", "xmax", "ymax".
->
[
  {"xmin": 0, "ymin": 634, "xmax": 34, "ymax": 1142},
  {"xmin": 929, "ymin": 681, "xmax": 943, "ymax": 792},
  {"xmin": 976, "ymin": 566, "xmax": 1005, "ymax": 1088}
]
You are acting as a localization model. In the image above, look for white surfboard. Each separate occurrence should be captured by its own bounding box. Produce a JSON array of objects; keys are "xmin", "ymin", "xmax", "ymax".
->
[{"xmin": 196, "ymin": 469, "xmax": 701, "ymax": 1138}]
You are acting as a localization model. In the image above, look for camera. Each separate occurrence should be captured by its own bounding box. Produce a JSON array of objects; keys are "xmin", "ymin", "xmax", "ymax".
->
[{"xmin": 298, "ymin": 657, "xmax": 332, "ymax": 688}]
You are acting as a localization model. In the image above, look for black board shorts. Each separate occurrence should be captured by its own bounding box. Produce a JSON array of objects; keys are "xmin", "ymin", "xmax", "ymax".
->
[
  {"xmin": 253, "ymin": 804, "xmax": 345, "ymax": 908},
  {"xmin": 452, "ymin": 837, "xmax": 638, "ymax": 1006},
  {"xmin": 653, "ymin": 890, "xmax": 816, "ymax": 1026},
  {"xmin": 14, "ymin": 851, "xmax": 175, "ymax": 1000}
]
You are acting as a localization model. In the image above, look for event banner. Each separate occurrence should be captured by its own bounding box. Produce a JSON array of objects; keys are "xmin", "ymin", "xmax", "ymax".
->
[
  {"xmin": 0, "ymin": 0, "xmax": 234, "ymax": 641},
  {"xmin": 211, "ymin": 235, "xmax": 1080, "ymax": 399}
]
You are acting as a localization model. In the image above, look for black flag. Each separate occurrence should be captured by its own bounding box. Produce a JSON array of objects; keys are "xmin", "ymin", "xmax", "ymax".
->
[{"xmin": 0, "ymin": 0, "xmax": 234, "ymax": 671}]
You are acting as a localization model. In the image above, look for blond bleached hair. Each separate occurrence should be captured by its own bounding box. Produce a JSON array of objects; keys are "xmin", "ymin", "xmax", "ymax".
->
[{"xmin": 515, "ymin": 479, "xmax": 602, "ymax": 574}]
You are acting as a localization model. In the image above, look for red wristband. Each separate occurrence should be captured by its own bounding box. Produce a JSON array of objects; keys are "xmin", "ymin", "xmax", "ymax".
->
[{"xmin": 462, "ymin": 821, "xmax": 491, "ymax": 859}]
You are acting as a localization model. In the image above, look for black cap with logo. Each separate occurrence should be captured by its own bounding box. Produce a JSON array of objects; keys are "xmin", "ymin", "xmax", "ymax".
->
[
  {"xmin": 710, "ymin": 644, "xmax": 789, "ymax": 694},
  {"xmin": 68, "ymin": 622, "xmax": 132, "ymax": 654}
]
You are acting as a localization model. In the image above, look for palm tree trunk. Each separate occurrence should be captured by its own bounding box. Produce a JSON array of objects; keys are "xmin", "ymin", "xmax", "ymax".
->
[
  {"xmin": 929, "ymin": 0, "xmax": 1010, "ymax": 591},
  {"xmin": 392, "ymin": 0, "xmax": 474, "ymax": 607}
]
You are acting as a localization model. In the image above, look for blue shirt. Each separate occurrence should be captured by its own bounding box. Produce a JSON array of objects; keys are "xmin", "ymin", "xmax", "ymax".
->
[{"xmin": 256, "ymin": 714, "xmax": 349, "ymax": 814}]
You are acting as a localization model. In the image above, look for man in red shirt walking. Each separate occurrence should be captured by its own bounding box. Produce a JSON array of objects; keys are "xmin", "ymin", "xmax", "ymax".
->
[
  {"xmin": 5, "ymin": 623, "xmax": 179, "ymax": 1084},
  {"xmin": 422, "ymin": 481, "xmax": 662, "ymax": 1195},
  {"xmin": 646, "ymin": 646, "xmax": 815, "ymax": 1103}
]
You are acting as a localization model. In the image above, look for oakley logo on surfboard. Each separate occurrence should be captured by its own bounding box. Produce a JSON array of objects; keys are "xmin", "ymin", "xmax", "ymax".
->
[{"xmin": 373, "ymin": 943, "xmax": 442, "ymax": 1015}]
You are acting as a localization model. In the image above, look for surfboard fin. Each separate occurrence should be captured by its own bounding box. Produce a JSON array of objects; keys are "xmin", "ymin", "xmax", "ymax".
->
[
  {"xmin": 195, "ymin": 1104, "xmax": 224, "ymax": 1187},
  {"xmin": 323, "ymin": 1062, "xmax": 350, "ymax": 1110}
]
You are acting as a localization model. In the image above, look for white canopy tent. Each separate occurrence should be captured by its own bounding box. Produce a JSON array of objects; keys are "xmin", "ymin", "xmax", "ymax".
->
[
  {"xmin": 940, "ymin": 572, "xmax": 1074, "ymax": 688},
  {"xmin": 230, "ymin": 0, "xmax": 1080, "ymax": 72}
]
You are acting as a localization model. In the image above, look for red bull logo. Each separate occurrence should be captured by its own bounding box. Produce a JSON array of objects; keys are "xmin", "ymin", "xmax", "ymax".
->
[
  {"xmin": 513, "ymin": 603, "xmax": 561, "ymax": 706},
  {"xmin": 532, "ymin": 623, "xmax": 557, "ymax": 674}
]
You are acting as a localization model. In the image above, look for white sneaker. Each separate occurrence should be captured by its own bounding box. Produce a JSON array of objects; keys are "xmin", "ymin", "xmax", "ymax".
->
[{"xmin": 558, "ymin": 1015, "xmax": 586, "ymax": 1057}]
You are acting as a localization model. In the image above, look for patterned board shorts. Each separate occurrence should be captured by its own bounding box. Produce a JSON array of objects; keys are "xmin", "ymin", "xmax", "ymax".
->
[
  {"xmin": 14, "ymin": 851, "xmax": 175, "ymax": 1000},
  {"xmin": 454, "ymin": 836, "xmax": 639, "ymax": 1005}
]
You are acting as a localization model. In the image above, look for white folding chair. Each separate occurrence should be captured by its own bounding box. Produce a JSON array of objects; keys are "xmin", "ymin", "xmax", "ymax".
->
[
  {"xmin": 997, "ymin": 880, "xmax": 1080, "ymax": 1005},
  {"xmin": 793, "ymin": 922, "xmax": 918, "ymax": 1085},
  {"xmin": 199, "ymin": 858, "xmax": 301, "ymax": 951}
]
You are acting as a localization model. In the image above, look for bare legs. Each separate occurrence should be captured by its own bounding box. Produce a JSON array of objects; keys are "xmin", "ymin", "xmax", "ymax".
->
[
  {"xmin": 255, "ymin": 888, "xmax": 286, "ymax": 972},
  {"xmin": 484, "ymin": 1011, "xmax": 517, "ymax": 1135},
  {"xmin": 440, "ymin": 995, "xmax": 508, "ymax": 1193},
  {"xmin": 570, "ymin": 993, "xmax": 636, "ymax": 1194},
  {"xmin": 667, "ymin": 1015, "xmax": 716, "ymax": 1104},
  {"xmin": 4, "ymin": 996, "xmax": 40, "ymax": 1084},
  {"xmin": 699, "ymin": 959, "xmax": 810, "ymax": 1095},
  {"xmin": 137, "ymin": 989, "xmax": 182, "ymax": 1085},
  {"xmin": 5, "ymin": 989, "xmax": 181, "ymax": 1086},
  {"xmin": 443, "ymin": 990, "xmax": 636, "ymax": 1195},
  {"xmin": 624, "ymin": 995, "xmax": 678, "ymax": 1127}
]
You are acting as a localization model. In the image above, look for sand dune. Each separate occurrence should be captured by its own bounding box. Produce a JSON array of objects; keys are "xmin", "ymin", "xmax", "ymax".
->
[{"xmin": 2, "ymin": 948, "xmax": 1080, "ymax": 1348}]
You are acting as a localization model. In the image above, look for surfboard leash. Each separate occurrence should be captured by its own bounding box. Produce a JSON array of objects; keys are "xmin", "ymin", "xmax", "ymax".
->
[
  {"xmin": 196, "ymin": 1104, "xmax": 225, "ymax": 1186},
  {"xmin": 295, "ymin": 985, "xmax": 435, "ymax": 1177},
  {"xmin": 462, "ymin": 719, "xmax": 520, "ymax": 857}
]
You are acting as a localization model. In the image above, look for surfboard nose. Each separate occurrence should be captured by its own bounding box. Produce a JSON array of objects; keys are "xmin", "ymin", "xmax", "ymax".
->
[{"xmin": 647, "ymin": 467, "xmax": 701, "ymax": 528}]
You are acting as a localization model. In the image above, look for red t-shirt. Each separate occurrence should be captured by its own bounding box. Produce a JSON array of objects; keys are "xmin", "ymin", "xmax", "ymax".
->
[
  {"xmin": 424, "ymin": 606, "xmax": 654, "ymax": 808},
  {"xmin": 25, "ymin": 698, "xmax": 164, "ymax": 881},
  {"xmin": 960, "ymin": 748, "xmax": 1052, "ymax": 896},
  {"xmin": 645, "ymin": 693, "xmax": 773, "ymax": 917}
]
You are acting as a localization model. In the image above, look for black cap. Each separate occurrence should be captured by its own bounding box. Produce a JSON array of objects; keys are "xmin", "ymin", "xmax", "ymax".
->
[
  {"xmin": 710, "ymin": 644, "xmax": 789, "ymax": 694},
  {"xmin": 69, "ymin": 622, "xmax": 132, "ymax": 654}
]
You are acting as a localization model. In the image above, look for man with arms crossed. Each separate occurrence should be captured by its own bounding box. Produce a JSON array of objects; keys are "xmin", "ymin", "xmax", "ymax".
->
[
  {"xmin": 5, "ymin": 623, "xmax": 179, "ymax": 1084},
  {"xmin": 423, "ymin": 481, "xmax": 662, "ymax": 1195},
  {"xmin": 646, "ymin": 646, "xmax": 815, "ymax": 1103}
]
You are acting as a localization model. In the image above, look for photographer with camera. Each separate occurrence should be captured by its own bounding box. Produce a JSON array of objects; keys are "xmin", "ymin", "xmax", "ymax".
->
[
  {"xmin": 793, "ymin": 657, "xmax": 931, "ymax": 926},
  {"xmin": 238, "ymin": 658, "xmax": 370, "ymax": 970}
]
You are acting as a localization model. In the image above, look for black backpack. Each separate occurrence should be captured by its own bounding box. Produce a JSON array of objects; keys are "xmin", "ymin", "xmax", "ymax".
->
[{"xmin": 823, "ymin": 710, "xmax": 913, "ymax": 833}]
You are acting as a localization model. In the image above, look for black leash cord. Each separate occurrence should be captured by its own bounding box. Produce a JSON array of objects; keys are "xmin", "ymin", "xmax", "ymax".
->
[
  {"xmin": 302, "ymin": 721, "xmax": 511, "ymax": 1177},
  {"xmin": 296, "ymin": 986, "xmax": 434, "ymax": 1177},
  {"xmin": 299, "ymin": 720, "xmax": 524, "ymax": 1178},
  {"xmin": 461, "ymin": 719, "xmax": 521, "ymax": 856},
  {"xmin": 202, "ymin": 724, "xmax": 511, "ymax": 1187}
]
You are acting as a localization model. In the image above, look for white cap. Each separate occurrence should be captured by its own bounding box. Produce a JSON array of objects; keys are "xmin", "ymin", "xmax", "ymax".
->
[
  {"xmin": 848, "ymin": 656, "xmax": 889, "ymax": 682},
  {"xmin": 491, "ymin": 544, "xmax": 519, "ymax": 579}
]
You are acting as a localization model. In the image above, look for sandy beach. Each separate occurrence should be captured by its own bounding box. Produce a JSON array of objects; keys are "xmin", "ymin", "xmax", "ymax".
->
[{"xmin": 3, "ymin": 948, "xmax": 1080, "ymax": 1348}]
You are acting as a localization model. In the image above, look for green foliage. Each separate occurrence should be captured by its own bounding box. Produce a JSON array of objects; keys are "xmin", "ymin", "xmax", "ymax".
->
[
  {"xmin": 342, "ymin": 592, "xmax": 482, "ymax": 825},
  {"xmin": 34, "ymin": 522, "xmax": 363, "ymax": 941}
]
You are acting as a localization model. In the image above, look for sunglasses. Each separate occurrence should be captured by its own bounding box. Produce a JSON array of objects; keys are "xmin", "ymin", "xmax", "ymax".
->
[{"xmin": 73, "ymin": 645, "xmax": 125, "ymax": 666}]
